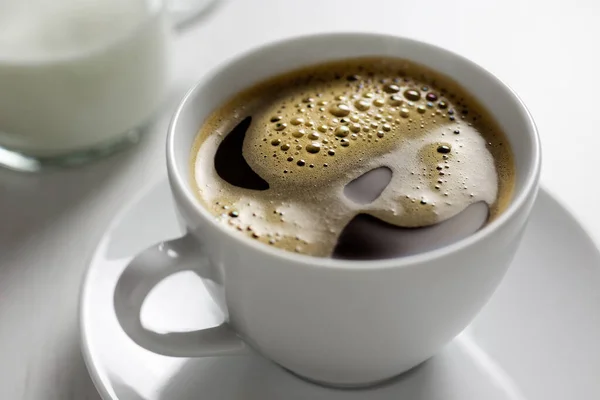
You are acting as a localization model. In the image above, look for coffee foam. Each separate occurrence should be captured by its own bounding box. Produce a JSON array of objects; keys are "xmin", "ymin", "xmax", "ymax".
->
[{"xmin": 191, "ymin": 58, "xmax": 515, "ymax": 257}]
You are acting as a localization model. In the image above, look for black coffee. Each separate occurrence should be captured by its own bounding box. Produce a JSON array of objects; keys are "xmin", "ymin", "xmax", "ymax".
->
[{"xmin": 190, "ymin": 58, "xmax": 515, "ymax": 259}]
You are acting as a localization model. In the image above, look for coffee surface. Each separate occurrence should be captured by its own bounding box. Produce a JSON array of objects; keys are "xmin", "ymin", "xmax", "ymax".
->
[{"xmin": 191, "ymin": 58, "xmax": 515, "ymax": 258}]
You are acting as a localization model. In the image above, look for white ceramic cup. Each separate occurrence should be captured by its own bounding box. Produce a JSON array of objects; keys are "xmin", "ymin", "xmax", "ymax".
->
[{"xmin": 113, "ymin": 32, "xmax": 541, "ymax": 387}]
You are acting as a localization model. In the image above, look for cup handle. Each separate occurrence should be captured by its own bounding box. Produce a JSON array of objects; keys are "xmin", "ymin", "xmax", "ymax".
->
[{"xmin": 113, "ymin": 233, "xmax": 247, "ymax": 357}]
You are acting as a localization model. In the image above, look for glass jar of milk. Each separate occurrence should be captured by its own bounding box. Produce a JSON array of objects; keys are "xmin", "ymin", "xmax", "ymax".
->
[{"xmin": 0, "ymin": 0, "xmax": 215, "ymax": 171}]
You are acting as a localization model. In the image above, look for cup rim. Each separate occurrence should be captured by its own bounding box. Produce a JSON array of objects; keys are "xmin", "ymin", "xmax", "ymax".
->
[{"xmin": 167, "ymin": 31, "xmax": 541, "ymax": 270}]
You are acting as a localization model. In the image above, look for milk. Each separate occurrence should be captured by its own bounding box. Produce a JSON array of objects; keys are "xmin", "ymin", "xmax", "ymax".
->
[{"xmin": 0, "ymin": 0, "xmax": 171, "ymax": 156}]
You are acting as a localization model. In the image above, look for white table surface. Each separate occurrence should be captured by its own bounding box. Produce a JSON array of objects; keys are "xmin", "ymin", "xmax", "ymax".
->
[{"xmin": 1, "ymin": 1, "xmax": 598, "ymax": 398}]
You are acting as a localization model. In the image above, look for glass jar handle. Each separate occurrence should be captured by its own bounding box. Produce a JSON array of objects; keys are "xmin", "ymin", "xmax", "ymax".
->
[{"xmin": 167, "ymin": 0, "xmax": 220, "ymax": 31}]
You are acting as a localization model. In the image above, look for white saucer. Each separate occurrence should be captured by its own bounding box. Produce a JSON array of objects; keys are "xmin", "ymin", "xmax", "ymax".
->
[{"xmin": 80, "ymin": 179, "xmax": 600, "ymax": 400}]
